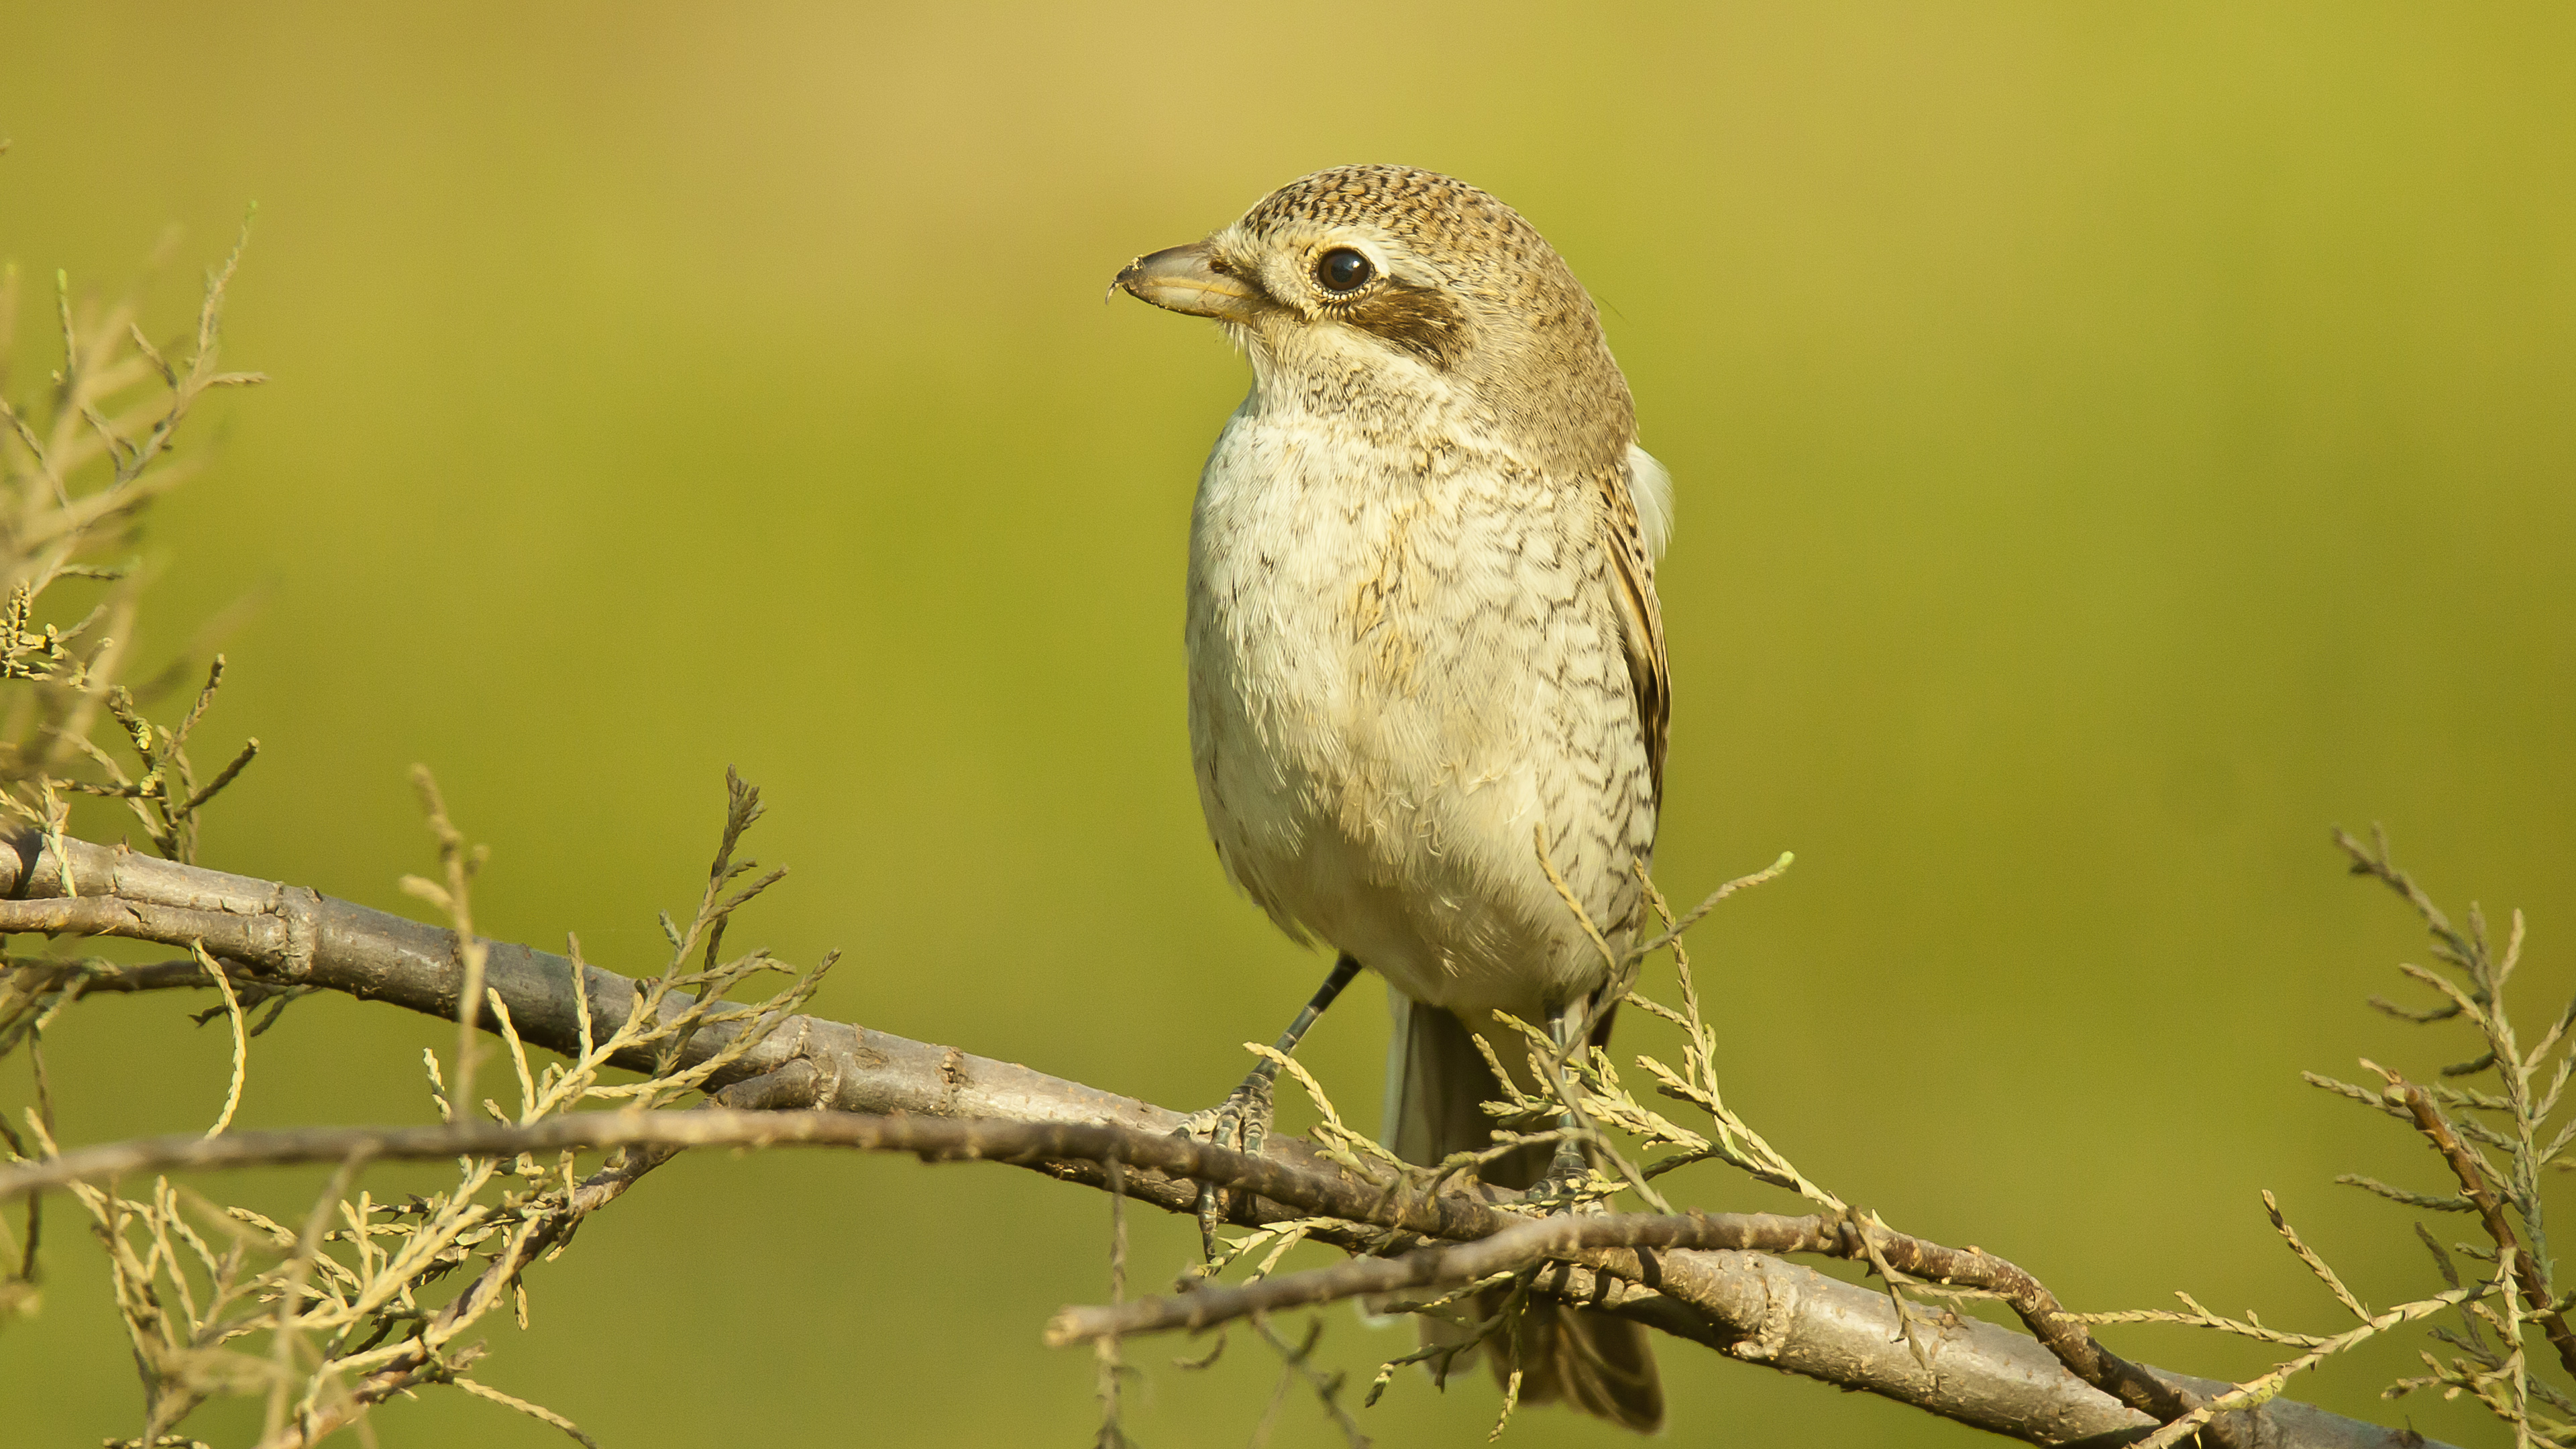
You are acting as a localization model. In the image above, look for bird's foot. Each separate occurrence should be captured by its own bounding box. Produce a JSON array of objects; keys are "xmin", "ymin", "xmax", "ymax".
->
[
  {"xmin": 1172, "ymin": 1069, "xmax": 1277, "ymax": 1257},
  {"xmin": 1527, "ymin": 1130, "xmax": 1601, "ymax": 1214}
]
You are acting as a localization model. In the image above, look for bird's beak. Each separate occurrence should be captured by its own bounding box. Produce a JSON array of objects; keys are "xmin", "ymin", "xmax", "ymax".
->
[{"xmin": 1112, "ymin": 242, "xmax": 1261, "ymax": 323}]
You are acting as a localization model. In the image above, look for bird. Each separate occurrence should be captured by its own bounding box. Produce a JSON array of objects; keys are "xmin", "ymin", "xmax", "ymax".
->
[{"xmin": 1114, "ymin": 164, "xmax": 1672, "ymax": 1434}]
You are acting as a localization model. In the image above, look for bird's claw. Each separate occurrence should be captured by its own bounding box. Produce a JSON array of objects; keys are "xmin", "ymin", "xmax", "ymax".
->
[
  {"xmin": 1173, "ymin": 1071, "xmax": 1277, "ymax": 1257},
  {"xmin": 1528, "ymin": 1132, "xmax": 1597, "ymax": 1214}
]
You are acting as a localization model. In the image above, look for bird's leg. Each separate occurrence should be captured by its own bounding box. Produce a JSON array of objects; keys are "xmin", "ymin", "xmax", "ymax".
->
[
  {"xmin": 1175, "ymin": 953, "xmax": 1362, "ymax": 1256},
  {"xmin": 1534, "ymin": 998, "xmax": 1597, "ymax": 1208}
]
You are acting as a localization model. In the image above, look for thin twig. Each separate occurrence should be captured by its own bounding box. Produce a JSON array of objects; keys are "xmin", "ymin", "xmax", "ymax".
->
[
  {"xmin": 2377, "ymin": 1069, "xmax": 2576, "ymax": 1380},
  {"xmin": 196, "ymin": 943, "xmax": 248, "ymax": 1138}
]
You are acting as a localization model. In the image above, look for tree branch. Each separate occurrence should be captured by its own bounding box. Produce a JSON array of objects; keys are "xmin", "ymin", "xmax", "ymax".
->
[
  {"xmin": 2383, "ymin": 1069, "xmax": 2576, "ymax": 1379},
  {"xmin": 0, "ymin": 832, "xmax": 2446, "ymax": 1449}
]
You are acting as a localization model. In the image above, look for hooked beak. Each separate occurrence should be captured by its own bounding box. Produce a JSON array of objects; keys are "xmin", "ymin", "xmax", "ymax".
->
[{"xmin": 1112, "ymin": 242, "xmax": 1263, "ymax": 323}]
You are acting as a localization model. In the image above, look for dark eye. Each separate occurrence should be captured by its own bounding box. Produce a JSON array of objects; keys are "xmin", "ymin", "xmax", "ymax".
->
[{"xmin": 1316, "ymin": 248, "xmax": 1373, "ymax": 294}]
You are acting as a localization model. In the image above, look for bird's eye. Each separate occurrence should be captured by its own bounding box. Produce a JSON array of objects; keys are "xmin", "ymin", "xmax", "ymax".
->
[{"xmin": 1316, "ymin": 248, "xmax": 1373, "ymax": 294}]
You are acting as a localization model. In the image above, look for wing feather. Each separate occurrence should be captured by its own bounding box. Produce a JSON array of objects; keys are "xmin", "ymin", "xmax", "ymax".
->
[{"xmin": 1599, "ymin": 447, "xmax": 1670, "ymax": 808}]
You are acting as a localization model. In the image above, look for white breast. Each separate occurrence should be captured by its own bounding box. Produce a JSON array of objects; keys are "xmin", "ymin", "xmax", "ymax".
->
[{"xmin": 1183, "ymin": 402, "xmax": 1657, "ymax": 1022}]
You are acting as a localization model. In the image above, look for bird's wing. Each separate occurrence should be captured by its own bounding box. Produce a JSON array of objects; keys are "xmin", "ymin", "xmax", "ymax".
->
[
  {"xmin": 1600, "ymin": 446, "xmax": 1671, "ymax": 808},
  {"xmin": 1626, "ymin": 444, "xmax": 1674, "ymax": 560}
]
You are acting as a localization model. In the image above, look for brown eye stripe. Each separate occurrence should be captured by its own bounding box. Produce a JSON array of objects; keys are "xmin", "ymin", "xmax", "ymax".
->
[{"xmin": 1343, "ymin": 279, "xmax": 1468, "ymax": 369}]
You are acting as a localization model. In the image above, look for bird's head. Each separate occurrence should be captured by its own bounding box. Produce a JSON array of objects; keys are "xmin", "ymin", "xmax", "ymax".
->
[{"xmin": 1115, "ymin": 165, "xmax": 1633, "ymax": 473}]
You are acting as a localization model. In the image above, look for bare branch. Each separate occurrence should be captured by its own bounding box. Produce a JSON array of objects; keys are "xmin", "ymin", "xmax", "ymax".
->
[
  {"xmin": 2375, "ymin": 1067, "xmax": 2576, "ymax": 1380},
  {"xmin": 1050, "ymin": 1202, "xmax": 2205, "ymax": 1440},
  {"xmin": 0, "ymin": 831, "xmax": 2448, "ymax": 1449}
]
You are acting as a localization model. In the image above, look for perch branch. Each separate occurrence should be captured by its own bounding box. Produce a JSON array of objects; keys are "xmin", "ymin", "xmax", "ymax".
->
[
  {"xmin": 1047, "ymin": 1206, "xmax": 2196, "ymax": 1432},
  {"xmin": 0, "ymin": 832, "xmax": 2445, "ymax": 1449}
]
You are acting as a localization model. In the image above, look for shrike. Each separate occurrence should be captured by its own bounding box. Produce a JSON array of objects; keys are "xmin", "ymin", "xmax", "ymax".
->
[{"xmin": 1117, "ymin": 164, "xmax": 1672, "ymax": 1432}]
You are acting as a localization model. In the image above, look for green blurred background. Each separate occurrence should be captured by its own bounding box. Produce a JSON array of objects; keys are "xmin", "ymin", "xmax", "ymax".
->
[{"xmin": 5, "ymin": 3, "xmax": 2571, "ymax": 1444}]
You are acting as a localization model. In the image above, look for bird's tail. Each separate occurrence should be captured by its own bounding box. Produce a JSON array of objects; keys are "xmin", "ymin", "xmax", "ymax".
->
[{"xmin": 1384, "ymin": 991, "xmax": 1664, "ymax": 1434}]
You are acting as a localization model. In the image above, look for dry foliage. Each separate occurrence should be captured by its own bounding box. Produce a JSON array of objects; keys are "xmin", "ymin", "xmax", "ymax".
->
[{"xmin": 0, "ymin": 217, "xmax": 841, "ymax": 1446}]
